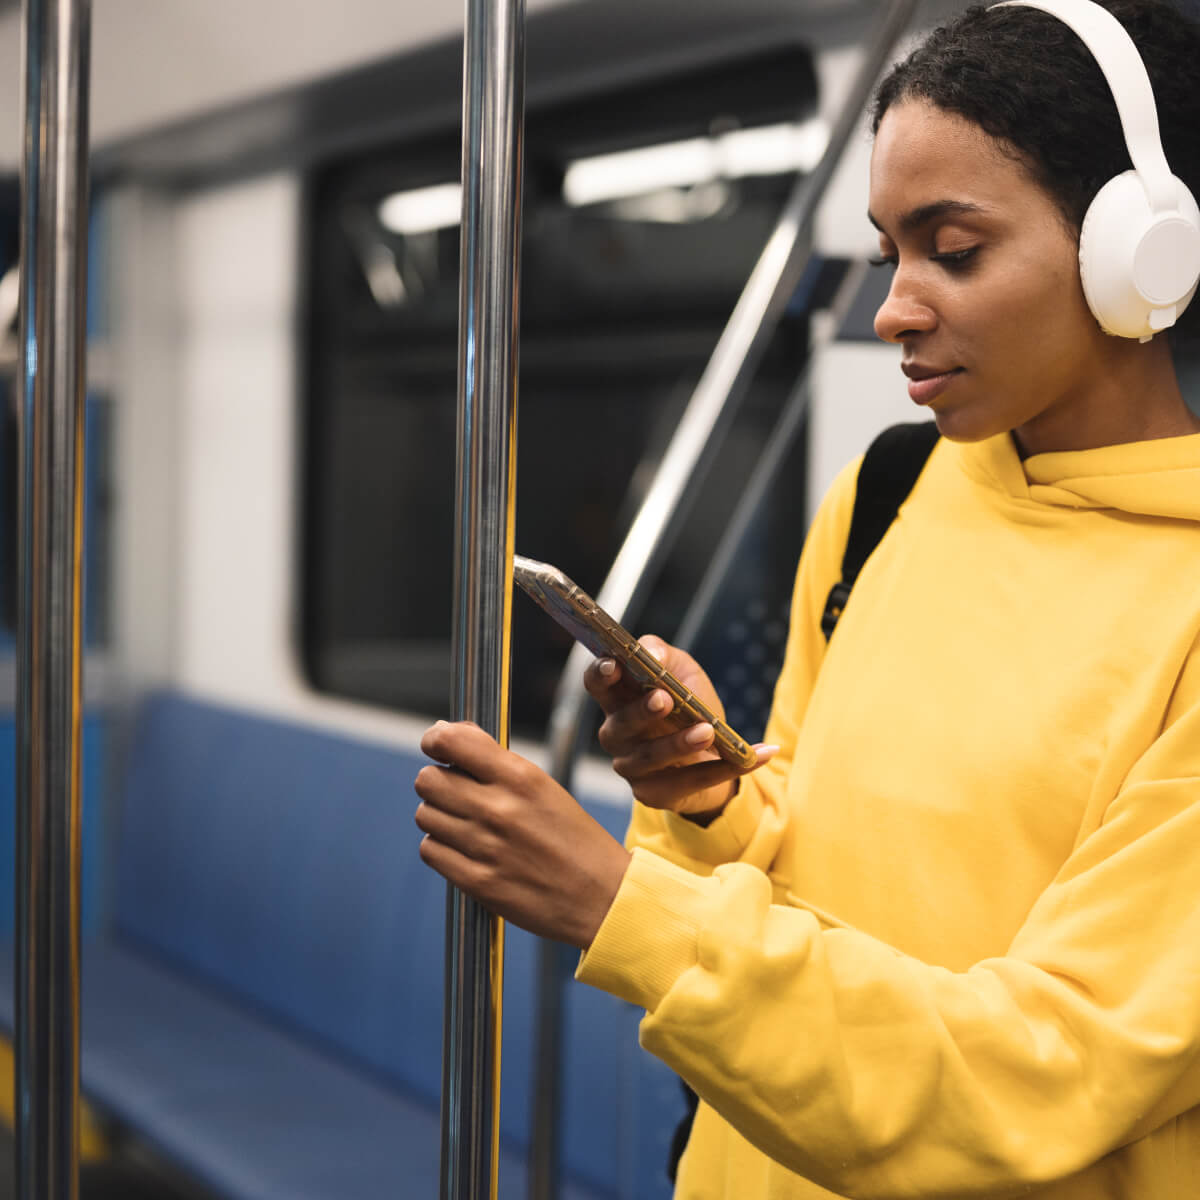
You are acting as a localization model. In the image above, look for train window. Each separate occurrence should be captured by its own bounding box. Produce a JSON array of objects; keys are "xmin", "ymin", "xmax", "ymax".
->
[{"xmin": 301, "ymin": 46, "xmax": 830, "ymax": 741}]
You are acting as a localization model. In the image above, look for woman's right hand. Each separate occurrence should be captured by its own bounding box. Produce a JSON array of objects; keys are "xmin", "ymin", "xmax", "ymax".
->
[{"xmin": 583, "ymin": 634, "xmax": 777, "ymax": 820}]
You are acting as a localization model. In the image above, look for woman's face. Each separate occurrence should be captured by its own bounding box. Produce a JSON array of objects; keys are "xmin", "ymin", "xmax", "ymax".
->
[{"xmin": 869, "ymin": 99, "xmax": 1116, "ymax": 450}]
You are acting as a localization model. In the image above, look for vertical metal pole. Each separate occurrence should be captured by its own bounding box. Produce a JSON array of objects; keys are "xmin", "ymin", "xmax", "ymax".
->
[
  {"xmin": 14, "ymin": 2, "xmax": 91, "ymax": 1200},
  {"xmin": 442, "ymin": 0, "xmax": 524, "ymax": 1196},
  {"xmin": 527, "ymin": 2, "xmax": 920, "ymax": 1196}
]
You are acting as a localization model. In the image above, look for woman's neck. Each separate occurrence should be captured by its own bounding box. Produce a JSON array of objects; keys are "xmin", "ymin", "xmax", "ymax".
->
[{"xmin": 1013, "ymin": 337, "xmax": 1199, "ymax": 458}]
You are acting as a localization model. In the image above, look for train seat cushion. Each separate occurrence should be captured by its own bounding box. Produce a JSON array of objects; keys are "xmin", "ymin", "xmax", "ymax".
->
[
  {"xmin": 1, "ymin": 691, "xmax": 681, "ymax": 1198},
  {"xmin": 114, "ymin": 691, "xmax": 448, "ymax": 1104}
]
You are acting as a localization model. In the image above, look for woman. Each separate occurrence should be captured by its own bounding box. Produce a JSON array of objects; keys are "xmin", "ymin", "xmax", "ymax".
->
[{"xmin": 414, "ymin": 1, "xmax": 1200, "ymax": 1194}]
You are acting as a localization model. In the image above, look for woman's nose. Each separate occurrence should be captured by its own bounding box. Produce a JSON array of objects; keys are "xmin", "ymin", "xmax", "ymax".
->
[{"xmin": 873, "ymin": 270, "xmax": 937, "ymax": 343}]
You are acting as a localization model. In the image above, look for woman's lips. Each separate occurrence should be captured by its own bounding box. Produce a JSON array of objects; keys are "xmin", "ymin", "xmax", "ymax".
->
[{"xmin": 907, "ymin": 368, "xmax": 963, "ymax": 405}]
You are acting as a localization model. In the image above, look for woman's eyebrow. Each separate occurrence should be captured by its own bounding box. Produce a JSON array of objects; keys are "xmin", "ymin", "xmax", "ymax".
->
[{"xmin": 867, "ymin": 199, "xmax": 990, "ymax": 234}]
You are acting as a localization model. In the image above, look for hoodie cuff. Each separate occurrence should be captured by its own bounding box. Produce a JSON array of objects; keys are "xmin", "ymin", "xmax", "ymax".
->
[
  {"xmin": 650, "ymin": 779, "xmax": 766, "ymax": 868},
  {"xmin": 575, "ymin": 847, "xmax": 717, "ymax": 1011}
]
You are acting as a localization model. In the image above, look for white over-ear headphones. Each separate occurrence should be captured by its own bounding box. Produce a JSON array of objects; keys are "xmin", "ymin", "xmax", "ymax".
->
[{"xmin": 994, "ymin": 0, "xmax": 1200, "ymax": 341}]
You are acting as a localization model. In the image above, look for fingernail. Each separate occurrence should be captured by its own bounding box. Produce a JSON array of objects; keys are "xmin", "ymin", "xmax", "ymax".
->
[
  {"xmin": 647, "ymin": 644, "xmax": 665, "ymax": 663},
  {"xmin": 755, "ymin": 744, "xmax": 780, "ymax": 762},
  {"xmin": 434, "ymin": 720, "xmax": 448, "ymax": 729},
  {"xmin": 685, "ymin": 723, "xmax": 713, "ymax": 746},
  {"xmin": 647, "ymin": 690, "xmax": 670, "ymax": 714},
  {"xmin": 598, "ymin": 659, "xmax": 617, "ymax": 678}
]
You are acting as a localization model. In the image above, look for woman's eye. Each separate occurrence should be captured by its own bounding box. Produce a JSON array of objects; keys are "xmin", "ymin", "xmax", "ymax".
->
[
  {"xmin": 931, "ymin": 247, "xmax": 979, "ymax": 270},
  {"xmin": 867, "ymin": 247, "xmax": 978, "ymax": 271}
]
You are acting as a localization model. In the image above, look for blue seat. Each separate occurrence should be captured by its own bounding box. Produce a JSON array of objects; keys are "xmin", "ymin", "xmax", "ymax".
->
[{"xmin": 0, "ymin": 693, "xmax": 680, "ymax": 1199}]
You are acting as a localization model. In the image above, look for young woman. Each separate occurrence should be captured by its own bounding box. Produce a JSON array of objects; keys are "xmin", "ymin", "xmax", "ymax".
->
[{"xmin": 414, "ymin": 1, "xmax": 1200, "ymax": 1194}]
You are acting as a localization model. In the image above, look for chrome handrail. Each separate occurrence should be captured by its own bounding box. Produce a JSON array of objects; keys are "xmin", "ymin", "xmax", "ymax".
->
[
  {"xmin": 15, "ymin": 1, "xmax": 92, "ymax": 1197},
  {"xmin": 529, "ymin": 2, "xmax": 918, "ymax": 1196},
  {"xmin": 443, "ymin": 0, "xmax": 526, "ymax": 1196},
  {"xmin": 674, "ymin": 259, "xmax": 870, "ymax": 652}
]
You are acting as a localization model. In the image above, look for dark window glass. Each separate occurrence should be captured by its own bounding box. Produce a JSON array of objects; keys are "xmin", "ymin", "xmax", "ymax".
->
[{"xmin": 302, "ymin": 46, "xmax": 829, "ymax": 741}]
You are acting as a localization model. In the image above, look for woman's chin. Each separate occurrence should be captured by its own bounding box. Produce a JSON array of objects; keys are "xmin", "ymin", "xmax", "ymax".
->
[{"xmin": 925, "ymin": 408, "xmax": 1008, "ymax": 444}]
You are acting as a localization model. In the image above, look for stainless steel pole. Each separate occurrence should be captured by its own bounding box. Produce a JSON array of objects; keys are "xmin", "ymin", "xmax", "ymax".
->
[
  {"xmin": 529, "ymin": 2, "xmax": 919, "ymax": 1195},
  {"xmin": 544, "ymin": 0, "xmax": 919, "ymax": 790},
  {"xmin": 14, "ymin": 1, "xmax": 91, "ymax": 1199},
  {"xmin": 675, "ymin": 261, "xmax": 870, "ymax": 652},
  {"xmin": 442, "ymin": 0, "xmax": 525, "ymax": 1195}
]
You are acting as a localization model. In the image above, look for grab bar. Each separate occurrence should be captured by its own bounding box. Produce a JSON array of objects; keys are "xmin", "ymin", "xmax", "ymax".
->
[
  {"xmin": 674, "ymin": 259, "xmax": 870, "ymax": 651},
  {"xmin": 15, "ymin": 1, "xmax": 93, "ymax": 1197},
  {"xmin": 443, "ymin": 0, "xmax": 526, "ymax": 1197},
  {"xmin": 528, "ymin": 2, "xmax": 918, "ymax": 1196}
]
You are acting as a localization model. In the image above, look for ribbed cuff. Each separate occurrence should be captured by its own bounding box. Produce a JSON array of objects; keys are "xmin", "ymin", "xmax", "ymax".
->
[{"xmin": 575, "ymin": 847, "xmax": 717, "ymax": 1011}]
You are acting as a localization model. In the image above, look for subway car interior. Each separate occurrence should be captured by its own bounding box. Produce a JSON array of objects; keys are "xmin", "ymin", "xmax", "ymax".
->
[{"xmin": 0, "ymin": 0, "xmax": 1198, "ymax": 1197}]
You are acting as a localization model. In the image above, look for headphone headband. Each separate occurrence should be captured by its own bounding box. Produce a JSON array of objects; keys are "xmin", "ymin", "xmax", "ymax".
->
[{"xmin": 992, "ymin": 0, "xmax": 1176, "ymax": 211}]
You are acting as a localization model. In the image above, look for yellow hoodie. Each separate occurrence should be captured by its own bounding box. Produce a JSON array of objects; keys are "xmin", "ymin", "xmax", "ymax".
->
[{"xmin": 576, "ymin": 429, "xmax": 1200, "ymax": 1199}]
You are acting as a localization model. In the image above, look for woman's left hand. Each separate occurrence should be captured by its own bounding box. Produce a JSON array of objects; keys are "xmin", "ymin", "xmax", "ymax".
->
[{"xmin": 414, "ymin": 721, "xmax": 632, "ymax": 950}]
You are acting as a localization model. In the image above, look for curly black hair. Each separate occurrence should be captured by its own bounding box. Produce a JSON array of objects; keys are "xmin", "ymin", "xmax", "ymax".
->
[{"xmin": 871, "ymin": 0, "xmax": 1200, "ymax": 339}]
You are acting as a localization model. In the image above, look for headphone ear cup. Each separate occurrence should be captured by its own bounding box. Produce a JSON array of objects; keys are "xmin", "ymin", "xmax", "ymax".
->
[{"xmin": 1079, "ymin": 170, "xmax": 1200, "ymax": 339}]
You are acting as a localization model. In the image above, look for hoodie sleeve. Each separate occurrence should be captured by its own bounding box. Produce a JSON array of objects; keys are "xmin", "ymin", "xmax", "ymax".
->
[
  {"xmin": 577, "ymin": 638, "xmax": 1200, "ymax": 1197},
  {"xmin": 622, "ymin": 456, "xmax": 860, "ymax": 877}
]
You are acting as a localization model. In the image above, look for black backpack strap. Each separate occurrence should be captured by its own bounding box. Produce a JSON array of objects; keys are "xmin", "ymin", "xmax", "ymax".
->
[{"xmin": 820, "ymin": 421, "xmax": 940, "ymax": 642}]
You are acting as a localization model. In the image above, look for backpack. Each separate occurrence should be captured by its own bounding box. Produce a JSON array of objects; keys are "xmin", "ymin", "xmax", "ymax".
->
[
  {"xmin": 667, "ymin": 420, "xmax": 940, "ymax": 1183},
  {"xmin": 820, "ymin": 420, "xmax": 941, "ymax": 641}
]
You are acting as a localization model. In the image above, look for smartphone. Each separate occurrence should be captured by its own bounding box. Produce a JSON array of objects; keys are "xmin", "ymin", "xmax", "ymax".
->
[{"xmin": 513, "ymin": 554, "xmax": 759, "ymax": 770}]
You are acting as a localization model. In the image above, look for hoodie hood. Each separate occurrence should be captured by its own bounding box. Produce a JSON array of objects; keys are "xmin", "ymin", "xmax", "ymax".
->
[{"xmin": 958, "ymin": 430, "xmax": 1200, "ymax": 522}]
